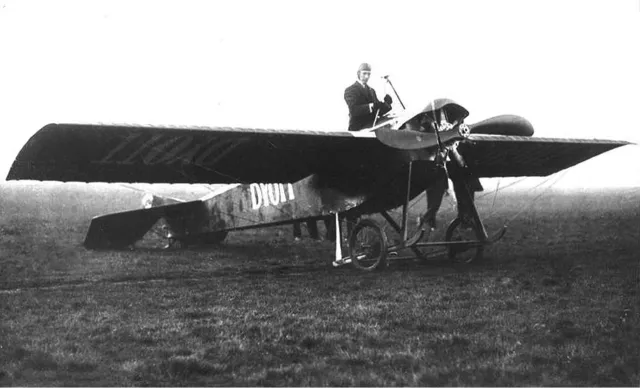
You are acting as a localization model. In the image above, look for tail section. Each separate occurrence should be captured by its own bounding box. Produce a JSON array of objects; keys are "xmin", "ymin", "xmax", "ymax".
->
[{"xmin": 84, "ymin": 200, "xmax": 205, "ymax": 249}]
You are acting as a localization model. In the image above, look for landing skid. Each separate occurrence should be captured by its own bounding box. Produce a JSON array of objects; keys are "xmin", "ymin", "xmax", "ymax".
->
[{"xmin": 333, "ymin": 219, "xmax": 506, "ymax": 269}]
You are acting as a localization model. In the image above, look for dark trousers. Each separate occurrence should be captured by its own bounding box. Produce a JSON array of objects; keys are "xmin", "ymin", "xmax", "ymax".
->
[{"xmin": 424, "ymin": 165, "xmax": 482, "ymax": 228}]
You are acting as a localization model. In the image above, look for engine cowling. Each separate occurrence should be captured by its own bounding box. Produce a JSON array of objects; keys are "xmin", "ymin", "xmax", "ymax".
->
[{"xmin": 468, "ymin": 114, "xmax": 534, "ymax": 136}]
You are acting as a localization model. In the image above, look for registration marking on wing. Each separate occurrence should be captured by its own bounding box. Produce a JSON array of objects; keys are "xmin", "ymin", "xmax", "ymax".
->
[{"xmin": 94, "ymin": 134, "xmax": 249, "ymax": 167}]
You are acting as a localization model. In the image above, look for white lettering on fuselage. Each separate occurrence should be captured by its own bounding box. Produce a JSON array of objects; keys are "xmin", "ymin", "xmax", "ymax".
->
[{"xmin": 250, "ymin": 183, "xmax": 295, "ymax": 210}]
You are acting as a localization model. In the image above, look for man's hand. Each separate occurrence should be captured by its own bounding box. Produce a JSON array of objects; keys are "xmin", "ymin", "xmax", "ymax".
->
[
  {"xmin": 373, "ymin": 101, "xmax": 387, "ymax": 112},
  {"xmin": 384, "ymin": 94, "xmax": 393, "ymax": 105}
]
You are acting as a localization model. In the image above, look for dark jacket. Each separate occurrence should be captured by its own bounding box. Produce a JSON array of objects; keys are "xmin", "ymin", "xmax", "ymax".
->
[{"xmin": 344, "ymin": 81, "xmax": 391, "ymax": 131}]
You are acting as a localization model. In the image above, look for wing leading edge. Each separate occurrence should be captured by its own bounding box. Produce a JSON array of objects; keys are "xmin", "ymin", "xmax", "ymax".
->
[{"xmin": 460, "ymin": 135, "xmax": 631, "ymax": 178}]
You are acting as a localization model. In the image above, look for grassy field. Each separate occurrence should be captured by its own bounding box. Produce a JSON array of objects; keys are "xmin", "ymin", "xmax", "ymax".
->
[{"xmin": 0, "ymin": 181, "xmax": 639, "ymax": 386}]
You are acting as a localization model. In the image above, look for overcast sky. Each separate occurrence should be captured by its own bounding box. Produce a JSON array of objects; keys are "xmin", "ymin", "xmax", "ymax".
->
[{"xmin": 1, "ymin": 0, "xmax": 638, "ymax": 187}]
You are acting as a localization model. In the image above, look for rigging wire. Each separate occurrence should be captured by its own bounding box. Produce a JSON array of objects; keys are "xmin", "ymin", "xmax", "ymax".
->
[
  {"xmin": 503, "ymin": 170, "xmax": 569, "ymax": 226},
  {"xmin": 490, "ymin": 179, "xmax": 501, "ymax": 215},
  {"xmin": 621, "ymin": 186, "xmax": 640, "ymax": 201},
  {"xmin": 476, "ymin": 176, "xmax": 530, "ymax": 200}
]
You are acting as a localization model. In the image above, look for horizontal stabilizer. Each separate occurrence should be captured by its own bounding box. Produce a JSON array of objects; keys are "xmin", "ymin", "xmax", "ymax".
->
[{"xmin": 84, "ymin": 200, "xmax": 204, "ymax": 249}]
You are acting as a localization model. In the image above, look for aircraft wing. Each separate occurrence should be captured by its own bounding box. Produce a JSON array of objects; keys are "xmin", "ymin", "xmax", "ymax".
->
[
  {"xmin": 6, "ymin": 124, "xmax": 631, "ymax": 184},
  {"xmin": 6, "ymin": 123, "xmax": 380, "ymax": 184},
  {"xmin": 459, "ymin": 135, "xmax": 632, "ymax": 178}
]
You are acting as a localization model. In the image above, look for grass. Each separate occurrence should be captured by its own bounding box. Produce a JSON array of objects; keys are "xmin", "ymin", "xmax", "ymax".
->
[{"xmin": 0, "ymin": 182, "xmax": 639, "ymax": 386}]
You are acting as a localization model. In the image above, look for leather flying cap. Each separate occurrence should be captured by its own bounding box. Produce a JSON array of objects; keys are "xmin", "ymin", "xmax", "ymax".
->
[{"xmin": 358, "ymin": 63, "xmax": 372, "ymax": 72}]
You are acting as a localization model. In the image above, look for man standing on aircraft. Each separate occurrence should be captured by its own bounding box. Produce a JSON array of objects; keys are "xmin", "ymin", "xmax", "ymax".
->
[{"xmin": 344, "ymin": 63, "xmax": 393, "ymax": 131}]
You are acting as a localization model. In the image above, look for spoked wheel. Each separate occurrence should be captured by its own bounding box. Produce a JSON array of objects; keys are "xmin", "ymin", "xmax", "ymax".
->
[
  {"xmin": 445, "ymin": 217, "xmax": 484, "ymax": 264},
  {"xmin": 348, "ymin": 219, "xmax": 388, "ymax": 271}
]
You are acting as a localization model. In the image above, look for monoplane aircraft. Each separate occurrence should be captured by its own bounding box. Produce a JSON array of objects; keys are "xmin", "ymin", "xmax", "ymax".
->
[{"xmin": 7, "ymin": 90, "xmax": 631, "ymax": 270}]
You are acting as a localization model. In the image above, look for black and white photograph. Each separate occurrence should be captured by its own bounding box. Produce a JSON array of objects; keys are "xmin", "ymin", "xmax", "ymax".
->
[{"xmin": 0, "ymin": 0, "xmax": 638, "ymax": 385}]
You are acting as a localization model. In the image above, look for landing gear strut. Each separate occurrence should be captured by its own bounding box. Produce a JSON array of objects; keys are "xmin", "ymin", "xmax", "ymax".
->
[{"xmin": 336, "ymin": 161, "xmax": 506, "ymax": 270}]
